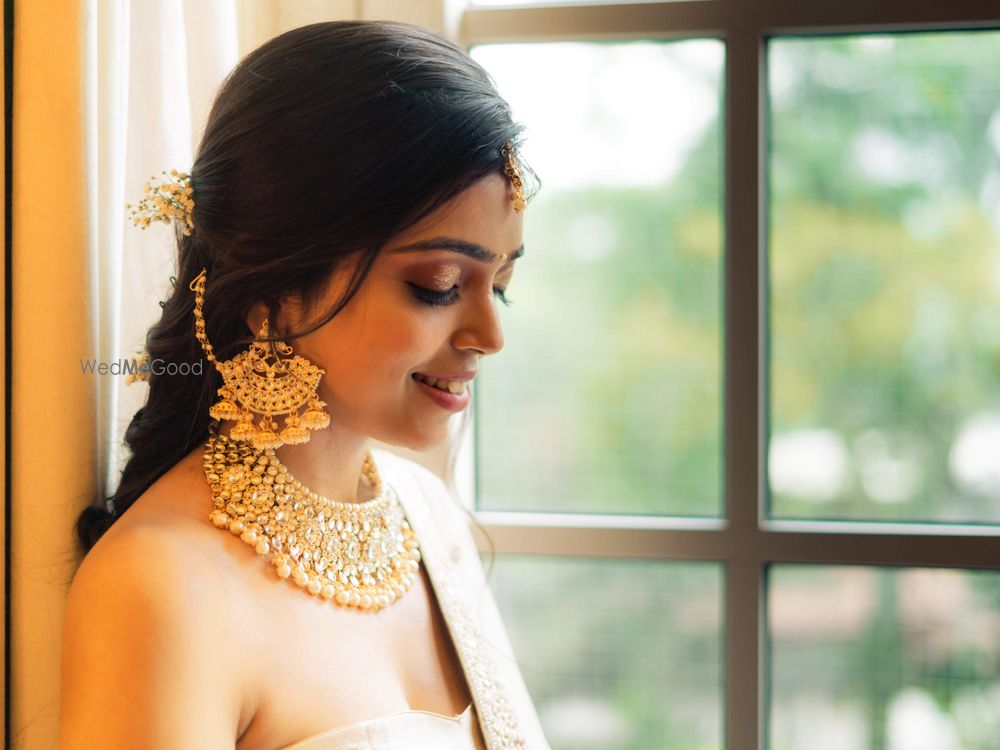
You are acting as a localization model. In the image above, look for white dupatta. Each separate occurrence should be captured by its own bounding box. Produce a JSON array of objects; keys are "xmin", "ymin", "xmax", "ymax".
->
[{"xmin": 372, "ymin": 448, "xmax": 551, "ymax": 750}]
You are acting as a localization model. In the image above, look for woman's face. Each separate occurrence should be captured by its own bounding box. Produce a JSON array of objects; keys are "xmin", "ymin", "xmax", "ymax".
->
[{"xmin": 277, "ymin": 173, "xmax": 524, "ymax": 451}]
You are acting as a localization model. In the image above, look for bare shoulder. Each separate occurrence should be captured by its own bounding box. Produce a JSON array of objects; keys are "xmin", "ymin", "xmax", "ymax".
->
[
  {"xmin": 68, "ymin": 516, "xmax": 231, "ymax": 623},
  {"xmin": 66, "ymin": 445, "xmax": 236, "ymax": 627},
  {"xmin": 59, "ymin": 476, "xmax": 244, "ymax": 748}
]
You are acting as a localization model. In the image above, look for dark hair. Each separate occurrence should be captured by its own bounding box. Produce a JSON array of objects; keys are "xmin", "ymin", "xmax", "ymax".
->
[{"xmin": 76, "ymin": 20, "xmax": 534, "ymax": 554}]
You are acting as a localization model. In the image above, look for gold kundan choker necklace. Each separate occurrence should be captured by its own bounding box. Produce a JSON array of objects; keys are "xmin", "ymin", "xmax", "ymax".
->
[{"xmin": 202, "ymin": 428, "xmax": 422, "ymax": 611}]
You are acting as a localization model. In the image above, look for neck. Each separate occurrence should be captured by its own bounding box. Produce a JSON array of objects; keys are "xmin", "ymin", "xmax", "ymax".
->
[{"xmin": 216, "ymin": 420, "xmax": 375, "ymax": 504}]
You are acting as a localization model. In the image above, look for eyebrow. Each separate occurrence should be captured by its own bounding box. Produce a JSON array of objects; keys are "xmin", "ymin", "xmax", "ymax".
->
[{"xmin": 388, "ymin": 237, "xmax": 524, "ymax": 264}]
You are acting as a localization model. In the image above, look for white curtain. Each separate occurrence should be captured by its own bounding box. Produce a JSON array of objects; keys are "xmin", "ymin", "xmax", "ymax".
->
[{"xmin": 89, "ymin": 0, "xmax": 239, "ymax": 497}]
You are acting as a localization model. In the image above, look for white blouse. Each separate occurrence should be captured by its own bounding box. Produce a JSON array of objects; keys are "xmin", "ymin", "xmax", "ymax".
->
[{"xmin": 277, "ymin": 703, "xmax": 486, "ymax": 750}]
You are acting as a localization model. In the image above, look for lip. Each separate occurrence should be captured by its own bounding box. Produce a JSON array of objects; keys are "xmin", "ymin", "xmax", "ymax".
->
[
  {"xmin": 412, "ymin": 374, "xmax": 472, "ymax": 412},
  {"xmin": 413, "ymin": 371, "xmax": 477, "ymax": 382}
]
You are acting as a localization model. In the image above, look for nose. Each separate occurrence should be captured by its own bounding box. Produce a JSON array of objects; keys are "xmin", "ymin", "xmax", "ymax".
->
[{"xmin": 451, "ymin": 289, "xmax": 505, "ymax": 356}]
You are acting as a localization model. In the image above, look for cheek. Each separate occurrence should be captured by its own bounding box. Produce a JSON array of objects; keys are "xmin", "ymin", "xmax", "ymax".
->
[{"xmin": 310, "ymin": 301, "xmax": 434, "ymax": 387}]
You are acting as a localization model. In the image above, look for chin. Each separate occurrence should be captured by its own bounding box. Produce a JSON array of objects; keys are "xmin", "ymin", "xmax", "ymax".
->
[
  {"xmin": 407, "ymin": 432, "xmax": 448, "ymax": 453},
  {"xmin": 398, "ymin": 420, "xmax": 452, "ymax": 453}
]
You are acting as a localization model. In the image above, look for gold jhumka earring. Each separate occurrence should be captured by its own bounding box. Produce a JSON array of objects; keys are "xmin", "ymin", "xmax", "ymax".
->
[{"xmin": 188, "ymin": 268, "xmax": 331, "ymax": 450}]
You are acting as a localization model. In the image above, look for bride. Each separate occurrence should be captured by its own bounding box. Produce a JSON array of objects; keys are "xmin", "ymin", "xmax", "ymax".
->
[{"xmin": 58, "ymin": 20, "xmax": 548, "ymax": 750}]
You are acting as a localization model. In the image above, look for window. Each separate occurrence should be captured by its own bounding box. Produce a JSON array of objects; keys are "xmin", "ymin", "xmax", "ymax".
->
[
  {"xmin": 769, "ymin": 31, "xmax": 1000, "ymax": 524},
  {"xmin": 472, "ymin": 39, "xmax": 724, "ymax": 518},
  {"xmin": 458, "ymin": 3, "xmax": 1000, "ymax": 750},
  {"xmin": 770, "ymin": 566, "xmax": 1000, "ymax": 750}
]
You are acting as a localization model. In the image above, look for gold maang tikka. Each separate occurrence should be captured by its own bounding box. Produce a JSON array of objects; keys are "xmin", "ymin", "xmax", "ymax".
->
[
  {"xmin": 188, "ymin": 269, "xmax": 331, "ymax": 450},
  {"xmin": 502, "ymin": 140, "xmax": 526, "ymax": 213}
]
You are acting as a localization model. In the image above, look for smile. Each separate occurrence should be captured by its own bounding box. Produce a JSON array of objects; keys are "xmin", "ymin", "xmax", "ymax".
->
[{"xmin": 412, "ymin": 373, "xmax": 469, "ymax": 395}]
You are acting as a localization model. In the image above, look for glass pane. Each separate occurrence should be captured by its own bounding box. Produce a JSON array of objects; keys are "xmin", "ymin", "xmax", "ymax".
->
[
  {"xmin": 768, "ymin": 31, "xmax": 1000, "ymax": 523},
  {"xmin": 769, "ymin": 565, "xmax": 1000, "ymax": 750},
  {"xmin": 471, "ymin": 40, "xmax": 724, "ymax": 515},
  {"xmin": 489, "ymin": 556, "xmax": 722, "ymax": 750}
]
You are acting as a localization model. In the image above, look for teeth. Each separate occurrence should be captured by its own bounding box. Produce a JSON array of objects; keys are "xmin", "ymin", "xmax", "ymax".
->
[{"xmin": 414, "ymin": 373, "xmax": 468, "ymax": 394}]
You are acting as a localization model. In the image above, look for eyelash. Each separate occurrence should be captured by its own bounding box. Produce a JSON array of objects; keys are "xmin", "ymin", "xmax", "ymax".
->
[{"xmin": 408, "ymin": 283, "xmax": 514, "ymax": 308}]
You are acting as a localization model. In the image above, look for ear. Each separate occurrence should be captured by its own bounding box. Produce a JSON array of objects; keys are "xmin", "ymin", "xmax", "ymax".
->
[
  {"xmin": 244, "ymin": 300, "xmax": 270, "ymax": 338},
  {"xmin": 244, "ymin": 295, "xmax": 304, "ymax": 338}
]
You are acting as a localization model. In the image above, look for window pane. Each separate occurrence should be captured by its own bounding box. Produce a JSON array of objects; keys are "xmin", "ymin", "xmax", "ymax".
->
[
  {"xmin": 471, "ymin": 40, "xmax": 724, "ymax": 516},
  {"xmin": 768, "ymin": 32, "xmax": 1000, "ymax": 523},
  {"xmin": 489, "ymin": 556, "xmax": 722, "ymax": 750},
  {"xmin": 769, "ymin": 565, "xmax": 1000, "ymax": 750}
]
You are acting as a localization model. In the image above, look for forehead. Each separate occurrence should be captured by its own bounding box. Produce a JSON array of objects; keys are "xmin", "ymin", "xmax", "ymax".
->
[{"xmin": 386, "ymin": 174, "xmax": 522, "ymax": 255}]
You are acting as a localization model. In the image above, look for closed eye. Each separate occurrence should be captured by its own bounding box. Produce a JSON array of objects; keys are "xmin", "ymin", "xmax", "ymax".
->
[
  {"xmin": 407, "ymin": 283, "xmax": 514, "ymax": 308},
  {"xmin": 406, "ymin": 281, "xmax": 458, "ymax": 307}
]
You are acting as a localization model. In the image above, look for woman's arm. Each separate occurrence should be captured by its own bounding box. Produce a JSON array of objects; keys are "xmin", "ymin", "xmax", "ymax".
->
[{"xmin": 58, "ymin": 528, "xmax": 242, "ymax": 749}]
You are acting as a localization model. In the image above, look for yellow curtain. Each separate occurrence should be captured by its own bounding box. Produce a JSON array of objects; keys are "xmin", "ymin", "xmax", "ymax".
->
[
  {"xmin": 11, "ymin": 1, "xmax": 92, "ymax": 749},
  {"xmin": 1, "ymin": 3, "xmax": 6, "ymax": 744}
]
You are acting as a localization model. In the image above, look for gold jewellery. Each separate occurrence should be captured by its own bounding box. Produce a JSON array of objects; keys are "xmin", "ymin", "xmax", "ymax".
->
[
  {"xmin": 189, "ymin": 269, "xmax": 331, "ymax": 450},
  {"xmin": 502, "ymin": 141, "xmax": 526, "ymax": 213},
  {"xmin": 125, "ymin": 141, "xmax": 526, "ymax": 608},
  {"xmin": 125, "ymin": 139, "xmax": 526, "ymax": 448},
  {"xmin": 203, "ymin": 427, "xmax": 422, "ymax": 611}
]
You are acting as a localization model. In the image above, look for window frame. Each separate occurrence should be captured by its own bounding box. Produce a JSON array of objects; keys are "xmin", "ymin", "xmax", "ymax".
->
[{"xmin": 457, "ymin": 2, "xmax": 1000, "ymax": 749}]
